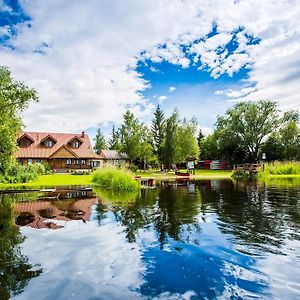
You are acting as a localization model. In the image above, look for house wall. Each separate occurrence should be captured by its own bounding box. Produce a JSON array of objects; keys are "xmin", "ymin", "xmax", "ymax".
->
[{"xmin": 19, "ymin": 158, "xmax": 93, "ymax": 170}]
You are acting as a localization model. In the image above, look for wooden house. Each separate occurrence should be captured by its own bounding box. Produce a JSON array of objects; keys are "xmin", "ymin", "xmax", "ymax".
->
[
  {"xmin": 98, "ymin": 150, "xmax": 130, "ymax": 167},
  {"xmin": 16, "ymin": 131, "xmax": 99, "ymax": 172}
]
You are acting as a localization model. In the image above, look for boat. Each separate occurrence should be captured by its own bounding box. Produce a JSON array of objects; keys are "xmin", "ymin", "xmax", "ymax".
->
[{"xmin": 175, "ymin": 171, "xmax": 190, "ymax": 177}]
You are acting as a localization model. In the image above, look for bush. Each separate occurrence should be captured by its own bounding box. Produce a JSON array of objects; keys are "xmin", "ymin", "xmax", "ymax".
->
[
  {"xmin": 0, "ymin": 162, "xmax": 50, "ymax": 184},
  {"xmin": 91, "ymin": 166, "xmax": 140, "ymax": 191}
]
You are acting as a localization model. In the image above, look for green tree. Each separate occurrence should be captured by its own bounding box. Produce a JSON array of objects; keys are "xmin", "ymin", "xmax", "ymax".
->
[
  {"xmin": 151, "ymin": 105, "xmax": 165, "ymax": 167},
  {"xmin": 0, "ymin": 66, "xmax": 38, "ymax": 174},
  {"xmin": 94, "ymin": 128, "xmax": 107, "ymax": 154},
  {"xmin": 162, "ymin": 110, "xmax": 179, "ymax": 169},
  {"xmin": 216, "ymin": 100, "xmax": 280, "ymax": 162},
  {"xmin": 176, "ymin": 118, "xmax": 199, "ymax": 162},
  {"xmin": 280, "ymin": 111, "xmax": 300, "ymax": 160},
  {"xmin": 120, "ymin": 110, "xmax": 144, "ymax": 162},
  {"xmin": 200, "ymin": 133, "xmax": 219, "ymax": 160},
  {"xmin": 197, "ymin": 129, "xmax": 205, "ymax": 153},
  {"xmin": 108, "ymin": 125, "xmax": 121, "ymax": 150}
]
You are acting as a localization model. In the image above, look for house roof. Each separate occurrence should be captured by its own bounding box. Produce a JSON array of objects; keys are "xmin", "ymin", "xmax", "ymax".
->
[
  {"xmin": 100, "ymin": 150, "xmax": 129, "ymax": 160},
  {"xmin": 16, "ymin": 131, "xmax": 96, "ymax": 158}
]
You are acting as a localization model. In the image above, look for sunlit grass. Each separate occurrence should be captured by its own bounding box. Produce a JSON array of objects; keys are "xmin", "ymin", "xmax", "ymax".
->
[{"xmin": 91, "ymin": 166, "xmax": 140, "ymax": 190}]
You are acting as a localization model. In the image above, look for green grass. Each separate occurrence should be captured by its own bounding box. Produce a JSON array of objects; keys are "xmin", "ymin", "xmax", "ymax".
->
[
  {"xmin": 135, "ymin": 169, "xmax": 233, "ymax": 179},
  {"xmin": 0, "ymin": 174, "xmax": 92, "ymax": 189},
  {"xmin": 91, "ymin": 166, "xmax": 140, "ymax": 190},
  {"xmin": 0, "ymin": 168, "xmax": 233, "ymax": 190},
  {"xmin": 258, "ymin": 162, "xmax": 300, "ymax": 178}
]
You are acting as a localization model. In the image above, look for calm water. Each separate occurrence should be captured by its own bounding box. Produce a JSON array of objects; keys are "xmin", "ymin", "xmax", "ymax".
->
[{"xmin": 1, "ymin": 180, "xmax": 300, "ymax": 300}]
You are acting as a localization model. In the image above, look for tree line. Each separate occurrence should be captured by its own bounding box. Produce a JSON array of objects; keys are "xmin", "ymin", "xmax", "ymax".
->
[
  {"xmin": 198, "ymin": 100, "xmax": 300, "ymax": 163},
  {"xmin": 95, "ymin": 100, "xmax": 300, "ymax": 167},
  {"xmin": 94, "ymin": 106, "xmax": 199, "ymax": 169}
]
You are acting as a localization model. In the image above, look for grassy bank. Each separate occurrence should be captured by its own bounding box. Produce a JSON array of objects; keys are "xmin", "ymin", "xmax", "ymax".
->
[
  {"xmin": 0, "ymin": 174, "xmax": 92, "ymax": 189},
  {"xmin": 258, "ymin": 162, "xmax": 300, "ymax": 179},
  {"xmin": 135, "ymin": 169, "xmax": 233, "ymax": 180},
  {"xmin": 0, "ymin": 169, "xmax": 233, "ymax": 189}
]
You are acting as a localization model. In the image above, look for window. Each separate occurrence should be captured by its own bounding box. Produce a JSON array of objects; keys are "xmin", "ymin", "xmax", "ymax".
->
[
  {"xmin": 19, "ymin": 138, "xmax": 31, "ymax": 147},
  {"xmin": 35, "ymin": 159, "xmax": 41, "ymax": 163},
  {"xmin": 66, "ymin": 159, "xmax": 71, "ymax": 165},
  {"xmin": 28, "ymin": 159, "xmax": 33, "ymax": 164},
  {"xmin": 81, "ymin": 159, "xmax": 86, "ymax": 165},
  {"xmin": 74, "ymin": 159, "xmax": 79, "ymax": 165},
  {"xmin": 72, "ymin": 141, "xmax": 80, "ymax": 148},
  {"xmin": 44, "ymin": 139, "xmax": 54, "ymax": 147}
]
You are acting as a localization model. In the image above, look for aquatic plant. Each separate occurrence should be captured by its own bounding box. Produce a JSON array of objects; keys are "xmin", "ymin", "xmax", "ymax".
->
[
  {"xmin": 91, "ymin": 166, "xmax": 140, "ymax": 191},
  {"xmin": 259, "ymin": 161, "xmax": 300, "ymax": 177}
]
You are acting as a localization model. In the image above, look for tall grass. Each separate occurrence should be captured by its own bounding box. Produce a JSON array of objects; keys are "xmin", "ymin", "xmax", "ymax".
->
[
  {"xmin": 91, "ymin": 166, "xmax": 140, "ymax": 191},
  {"xmin": 259, "ymin": 161, "xmax": 300, "ymax": 177}
]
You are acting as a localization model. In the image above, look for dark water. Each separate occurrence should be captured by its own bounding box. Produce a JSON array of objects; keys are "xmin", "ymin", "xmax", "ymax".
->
[{"xmin": 1, "ymin": 180, "xmax": 300, "ymax": 300}]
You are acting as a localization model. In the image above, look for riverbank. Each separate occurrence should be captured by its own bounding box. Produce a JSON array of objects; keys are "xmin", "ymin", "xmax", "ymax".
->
[{"xmin": 0, "ymin": 170, "xmax": 233, "ymax": 189}]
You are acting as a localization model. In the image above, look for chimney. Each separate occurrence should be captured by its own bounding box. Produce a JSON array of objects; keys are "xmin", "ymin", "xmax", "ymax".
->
[{"xmin": 81, "ymin": 131, "xmax": 85, "ymax": 138}]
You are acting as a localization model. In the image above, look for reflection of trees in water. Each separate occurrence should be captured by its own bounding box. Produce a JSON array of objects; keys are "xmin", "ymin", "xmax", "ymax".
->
[
  {"xmin": 198, "ymin": 180, "xmax": 300, "ymax": 253},
  {"xmin": 95, "ymin": 183, "xmax": 203, "ymax": 247},
  {"xmin": 0, "ymin": 194, "xmax": 42, "ymax": 300}
]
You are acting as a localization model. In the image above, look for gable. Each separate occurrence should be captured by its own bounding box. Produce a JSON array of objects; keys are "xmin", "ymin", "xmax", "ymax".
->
[{"xmin": 50, "ymin": 146, "xmax": 78, "ymax": 159}]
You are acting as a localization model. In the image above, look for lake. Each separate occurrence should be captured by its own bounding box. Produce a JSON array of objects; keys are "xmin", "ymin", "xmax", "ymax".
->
[{"xmin": 1, "ymin": 179, "xmax": 300, "ymax": 299}]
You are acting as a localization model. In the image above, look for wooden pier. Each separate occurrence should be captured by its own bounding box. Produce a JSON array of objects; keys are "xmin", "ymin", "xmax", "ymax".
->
[{"xmin": 233, "ymin": 163, "xmax": 262, "ymax": 177}]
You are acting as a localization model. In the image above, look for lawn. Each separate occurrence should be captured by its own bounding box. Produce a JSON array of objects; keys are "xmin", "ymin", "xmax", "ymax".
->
[
  {"xmin": 0, "ymin": 169, "xmax": 233, "ymax": 190},
  {"xmin": 0, "ymin": 174, "xmax": 92, "ymax": 189}
]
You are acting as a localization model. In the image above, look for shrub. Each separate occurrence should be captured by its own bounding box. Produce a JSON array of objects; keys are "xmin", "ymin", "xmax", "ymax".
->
[
  {"xmin": 0, "ymin": 162, "xmax": 50, "ymax": 184},
  {"xmin": 91, "ymin": 166, "xmax": 140, "ymax": 191}
]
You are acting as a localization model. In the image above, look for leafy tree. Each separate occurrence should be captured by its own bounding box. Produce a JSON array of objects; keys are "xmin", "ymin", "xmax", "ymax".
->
[
  {"xmin": 176, "ymin": 118, "xmax": 199, "ymax": 162},
  {"xmin": 108, "ymin": 125, "xmax": 121, "ymax": 150},
  {"xmin": 162, "ymin": 110, "xmax": 179, "ymax": 169},
  {"xmin": 0, "ymin": 66, "xmax": 38, "ymax": 174},
  {"xmin": 151, "ymin": 105, "xmax": 165, "ymax": 167},
  {"xmin": 93, "ymin": 128, "xmax": 107, "ymax": 154},
  {"xmin": 120, "ymin": 110, "xmax": 145, "ymax": 162},
  {"xmin": 140, "ymin": 127, "xmax": 155, "ymax": 171},
  {"xmin": 199, "ymin": 133, "xmax": 219, "ymax": 160},
  {"xmin": 261, "ymin": 132, "xmax": 284, "ymax": 162},
  {"xmin": 197, "ymin": 129, "xmax": 205, "ymax": 153},
  {"xmin": 280, "ymin": 112, "xmax": 300, "ymax": 160},
  {"xmin": 216, "ymin": 100, "xmax": 280, "ymax": 162}
]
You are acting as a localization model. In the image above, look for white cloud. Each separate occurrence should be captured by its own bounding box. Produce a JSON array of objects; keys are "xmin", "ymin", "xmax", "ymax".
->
[
  {"xmin": 0, "ymin": 0, "xmax": 300, "ymax": 132},
  {"xmin": 169, "ymin": 86, "xmax": 176, "ymax": 92},
  {"xmin": 215, "ymin": 87, "xmax": 256, "ymax": 98},
  {"xmin": 158, "ymin": 95, "xmax": 168, "ymax": 103}
]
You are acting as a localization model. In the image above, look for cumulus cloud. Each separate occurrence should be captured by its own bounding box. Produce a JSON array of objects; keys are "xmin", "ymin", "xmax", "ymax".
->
[
  {"xmin": 158, "ymin": 95, "xmax": 168, "ymax": 103},
  {"xmin": 0, "ymin": 0, "xmax": 299, "ymax": 132},
  {"xmin": 169, "ymin": 86, "xmax": 176, "ymax": 92}
]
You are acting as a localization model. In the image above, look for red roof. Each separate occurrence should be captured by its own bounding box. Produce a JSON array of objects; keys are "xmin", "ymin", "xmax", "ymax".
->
[{"xmin": 16, "ymin": 131, "xmax": 96, "ymax": 159}]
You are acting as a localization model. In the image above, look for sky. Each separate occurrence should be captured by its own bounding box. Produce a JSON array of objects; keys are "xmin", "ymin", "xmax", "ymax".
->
[{"xmin": 1, "ymin": 0, "xmax": 300, "ymax": 140}]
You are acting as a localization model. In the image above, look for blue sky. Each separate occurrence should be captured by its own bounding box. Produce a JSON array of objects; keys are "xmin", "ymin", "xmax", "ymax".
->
[{"xmin": 1, "ymin": 0, "xmax": 300, "ymax": 141}]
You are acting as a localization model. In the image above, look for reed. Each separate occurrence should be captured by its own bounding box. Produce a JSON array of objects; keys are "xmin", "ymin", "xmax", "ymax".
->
[
  {"xmin": 91, "ymin": 166, "xmax": 140, "ymax": 191},
  {"xmin": 259, "ymin": 161, "xmax": 300, "ymax": 177}
]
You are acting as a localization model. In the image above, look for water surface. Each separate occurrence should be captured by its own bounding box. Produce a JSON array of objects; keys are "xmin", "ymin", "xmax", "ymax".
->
[{"xmin": 1, "ymin": 180, "xmax": 300, "ymax": 299}]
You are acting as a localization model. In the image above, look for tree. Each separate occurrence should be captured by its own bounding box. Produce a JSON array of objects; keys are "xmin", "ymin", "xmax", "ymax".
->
[
  {"xmin": 176, "ymin": 118, "xmax": 199, "ymax": 162},
  {"xmin": 0, "ymin": 66, "xmax": 38, "ymax": 174},
  {"xmin": 94, "ymin": 128, "xmax": 106, "ymax": 154},
  {"xmin": 200, "ymin": 133, "xmax": 220, "ymax": 160},
  {"xmin": 215, "ymin": 100, "xmax": 280, "ymax": 162},
  {"xmin": 108, "ymin": 125, "xmax": 121, "ymax": 150},
  {"xmin": 162, "ymin": 110, "xmax": 179, "ymax": 169},
  {"xmin": 197, "ymin": 129, "xmax": 205, "ymax": 151},
  {"xmin": 151, "ymin": 105, "xmax": 165, "ymax": 167},
  {"xmin": 120, "ymin": 110, "xmax": 144, "ymax": 162},
  {"xmin": 279, "ymin": 111, "xmax": 300, "ymax": 160}
]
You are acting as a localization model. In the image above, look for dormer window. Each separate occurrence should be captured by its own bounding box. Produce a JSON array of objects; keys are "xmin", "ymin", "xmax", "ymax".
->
[
  {"xmin": 18, "ymin": 134, "xmax": 34, "ymax": 147},
  {"xmin": 44, "ymin": 139, "xmax": 54, "ymax": 147},
  {"xmin": 68, "ymin": 137, "xmax": 83, "ymax": 148},
  {"xmin": 41, "ymin": 135, "xmax": 57, "ymax": 148}
]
